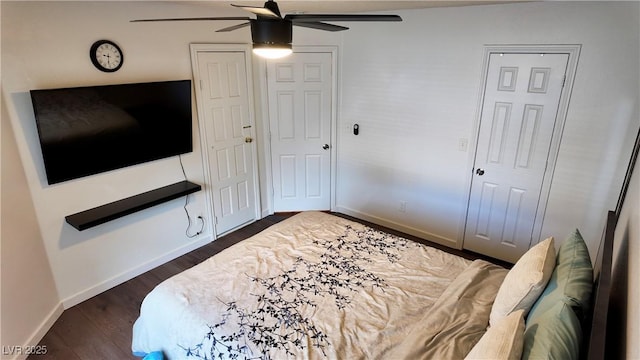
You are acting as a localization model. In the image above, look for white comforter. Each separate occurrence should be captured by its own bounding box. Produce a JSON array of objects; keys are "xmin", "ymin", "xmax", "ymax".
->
[{"xmin": 132, "ymin": 212, "xmax": 504, "ymax": 360}]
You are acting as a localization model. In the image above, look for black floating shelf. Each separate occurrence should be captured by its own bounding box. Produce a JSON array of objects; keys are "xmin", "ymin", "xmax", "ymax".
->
[{"xmin": 65, "ymin": 180, "xmax": 201, "ymax": 231}]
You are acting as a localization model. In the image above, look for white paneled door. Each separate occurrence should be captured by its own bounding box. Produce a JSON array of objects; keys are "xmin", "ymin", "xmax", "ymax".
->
[
  {"xmin": 195, "ymin": 50, "xmax": 257, "ymax": 235},
  {"xmin": 267, "ymin": 51, "xmax": 333, "ymax": 211},
  {"xmin": 464, "ymin": 53, "xmax": 569, "ymax": 263}
]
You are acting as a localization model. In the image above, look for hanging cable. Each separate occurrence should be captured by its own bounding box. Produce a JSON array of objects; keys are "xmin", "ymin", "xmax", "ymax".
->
[{"xmin": 179, "ymin": 155, "xmax": 205, "ymax": 237}]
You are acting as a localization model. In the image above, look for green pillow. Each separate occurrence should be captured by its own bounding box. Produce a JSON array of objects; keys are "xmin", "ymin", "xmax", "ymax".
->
[
  {"xmin": 522, "ymin": 302, "xmax": 582, "ymax": 360},
  {"xmin": 527, "ymin": 229, "xmax": 593, "ymax": 322}
]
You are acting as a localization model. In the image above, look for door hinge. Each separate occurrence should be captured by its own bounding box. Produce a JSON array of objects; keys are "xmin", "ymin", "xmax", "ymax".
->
[
  {"xmin": 214, "ymin": 216, "xmax": 218, "ymax": 224},
  {"xmin": 199, "ymin": 80, "xmax": 204, "ymax": 90},
  {"xmin": 561, "ymin": 75, "xmax": 566, "ymax": 88}
]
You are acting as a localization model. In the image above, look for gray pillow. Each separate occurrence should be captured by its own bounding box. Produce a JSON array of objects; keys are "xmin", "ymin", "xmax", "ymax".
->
[
  {"xmin": 522, "ymin": 302, "xmax": 581, "ymax": 360},
  {"xmin": 527, "ymin": 229, "xmax": 593, "ymax": 322}
]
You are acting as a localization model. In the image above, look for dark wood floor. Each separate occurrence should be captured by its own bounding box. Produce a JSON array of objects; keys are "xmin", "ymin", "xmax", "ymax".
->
[{"xmin": 29, "ymin": 212, "xmax": 509, "ymax": 359}]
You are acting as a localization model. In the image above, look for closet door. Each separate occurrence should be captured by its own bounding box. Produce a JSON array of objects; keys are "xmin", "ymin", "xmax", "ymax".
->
[
  {"xmin": 267, "ymin": 51, "xmax": 334, "ymax": 211},
  {"xmin": 193, "ymin": 48, "xmax": 259, "ymax": 235},
  {"xmin": 464, "ymin": 52, "xmax": 569, "ymax": 263}
]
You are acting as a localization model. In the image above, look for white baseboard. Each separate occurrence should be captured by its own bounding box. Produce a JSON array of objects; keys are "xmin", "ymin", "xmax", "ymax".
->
[
  {"xmin": 335, "ymin": 206, "xmax": 460, "ymax": 248},
  {"xmin": 5, "ymin": 302, "xmax": 64, "ymax": 360},
  {"xmin": 61, "ymin": 235, "xmax": 212, "ymax": 309}
]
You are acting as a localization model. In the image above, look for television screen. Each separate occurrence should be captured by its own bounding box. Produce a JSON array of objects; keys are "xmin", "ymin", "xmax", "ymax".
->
[{"xmin": 30, "ymin": 80, "xmax": 193, "ymax": 184}]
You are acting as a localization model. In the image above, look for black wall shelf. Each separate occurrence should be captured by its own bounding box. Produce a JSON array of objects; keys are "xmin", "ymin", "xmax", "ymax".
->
[{"xmin": 65, "ymin": 180, "xmax": 201, "ymax": 231}]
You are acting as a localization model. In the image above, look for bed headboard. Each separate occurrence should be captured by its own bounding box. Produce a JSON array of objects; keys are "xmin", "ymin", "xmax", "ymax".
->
[
  {"xmin": 586, "ymin": 126, "xmax": 639, "ymax": 359},
  {"xmin": 585, "ymin": 210, "xmax": 616, "ymax": 360}
]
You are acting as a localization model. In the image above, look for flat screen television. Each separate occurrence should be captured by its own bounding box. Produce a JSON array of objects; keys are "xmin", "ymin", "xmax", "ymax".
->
[{"xmin": 30, "ymin": 80, "xmax": 193, "ymax": 185}]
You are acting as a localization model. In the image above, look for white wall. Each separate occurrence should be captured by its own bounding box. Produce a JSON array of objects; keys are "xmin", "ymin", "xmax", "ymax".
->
[
  {"xmin": 1, "ymin": 92, "xmax": 62, "ymax": 359},
  {"xmin": 607, "ymin": 137, "xmax": 640, "ymax": 359},
  {"xmin": 0, "ymin": 0, "xmax": 341, "ymax": 308},
  {"xmin": 1, "ymin": 1, "xmax": 231, "ymax": 307},
  {"xmin": 337, "ymin": 2, "xmax": 639, "ymax": 258},
  {"xmin": 2, "ymin": 0, "xmax": 639, "ymax": 345},
  {"xmin": 614, "ymin": 158, "xmax": 640, "ymax": 359}
]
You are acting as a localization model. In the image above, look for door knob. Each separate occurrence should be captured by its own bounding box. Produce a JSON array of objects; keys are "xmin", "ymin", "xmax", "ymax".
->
[
  {"xmin": 475, "ymin": 168, "xmax": 485, "ymax": 176},
  {"xmin": 323, "ymin": 144, "xmax": 330, "ymax": 150},
  {"xmin": 245, "ymin": 137, "xmax": 253, "ymax": 143}
]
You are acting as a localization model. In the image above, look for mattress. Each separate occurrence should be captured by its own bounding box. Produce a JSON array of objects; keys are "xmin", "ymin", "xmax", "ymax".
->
[{"xmin": 132, "ymin": 211, "xmax": 507, "ymax": 359}]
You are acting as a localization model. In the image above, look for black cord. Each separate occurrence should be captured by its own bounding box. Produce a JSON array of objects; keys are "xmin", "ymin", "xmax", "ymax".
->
[
  {"xmin": 179, "ymin": 155, "xmax": 205, "ymax": 238},
  {"xmin": 179, "ymin": 153, "xmax": 188, "ymax": 179},
  {"xmin": 183, "ymin": 194, "xmax": 205, "ymax": 238}
]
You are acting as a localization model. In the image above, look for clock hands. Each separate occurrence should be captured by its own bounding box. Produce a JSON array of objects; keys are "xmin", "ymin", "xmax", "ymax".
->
[
  {"xmin": 102, "ymin": 53, "xmax": 109, "ymax": 66},
  {"xmin": 102, "ymin": 53, "xmax": 112, "ymax": 67},
  {"xmin": 100, "ymin": 51, "xmax": 120, "ymax": 68},
  {"xmin": 91, "ymin": 40, "xmax": 123, "ymax": 72}
]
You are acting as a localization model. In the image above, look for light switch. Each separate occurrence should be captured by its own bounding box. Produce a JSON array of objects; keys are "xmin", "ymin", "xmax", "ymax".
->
[{"xmin": 458, "ymin": 138, "xmax": 469, "ymax": 152}]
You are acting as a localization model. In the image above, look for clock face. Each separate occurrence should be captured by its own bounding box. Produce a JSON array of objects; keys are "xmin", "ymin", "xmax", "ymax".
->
[{"xmin": 90, "ymin": 40, "xmax": 123, "ymax": 72}]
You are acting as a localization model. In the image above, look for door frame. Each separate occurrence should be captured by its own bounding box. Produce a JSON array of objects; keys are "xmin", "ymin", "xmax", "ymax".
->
[
  {"xmin": 190, "ymin": 43, "xmax": 262, "ymax": 237},
  {"xmin": 257, "ymin": 46, "xmax": 338, "ymax": 215},
  {"xmin": 461, "ymin": 44, "xmax": 581, "ymax": 249}
]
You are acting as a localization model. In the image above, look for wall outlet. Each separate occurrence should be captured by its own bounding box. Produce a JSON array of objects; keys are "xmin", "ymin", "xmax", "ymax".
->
[{"xmin": 399, "ymin": 201, "xmax": 407, "ymax": 213}]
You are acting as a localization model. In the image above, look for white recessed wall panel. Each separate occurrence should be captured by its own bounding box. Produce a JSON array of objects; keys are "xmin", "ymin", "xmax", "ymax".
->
[
  {"xmin": 488, "ymin": 102, "xmax": 511, "ymax": 165},
  {"xmin": 528, "ymin": 68, "xmax": 550, "ymax": 94},
  {"xmin": 305, "ymin": 91, "xmax": 322, "ymax": 140},
  {"xmin": 476, "ymin": 182, "xmax": 498, "ymax": 239},
  {"xmin": 304, "ymin": 63, "xmax": 323, "ymax": 82},
  {"xmin": 231, "ymin": 105, "xmax": 243, "ymax": 139},
  {"xmin": 498, "ymin": 67, "xmax": 518, "ymax": 91},
  {"xmin": 516, "ymin": 104, "xmax": 543, "ymax": 169},
  {"xmin": 280, "ymin": 155, "xmax": 297, "ymax": 198},
  {"xmin": 237, "ymin": 180, "xmax": 249, "ymax": 210},
  {"xmin": 235, "ymin": 144, "xmax": 247, "ymax": 176},
  {"xmin": 277, "ymin": 92, "xmax": 295, "ymax": 140},
  {"xmin": 227, "ymin": 62, "xmax": 241, "ymax": 98},
  {"xmin": 501, "ymin": 187, "xmax": 526, "ymax": 246},
  {"xmin": 305, "ymin": 154, "xmax": 322, "ymax": 198},
  {"xmin": 220, "ymin": 186, "xmax": 233, "ymax": 216},
  {"xmin": 211, "ymin": 107, "xmax": 227, "ymax": 142},
  {"xmin": 275, "ymin": 63, "xmax": 295, "ymax": 82},
  {"xmin": 216, "ymin": 148, "xmax": 232, "ymax": 181},
  {"xmin": 207, "ymin": 63, "xmax": 223, "ymax": 99}
]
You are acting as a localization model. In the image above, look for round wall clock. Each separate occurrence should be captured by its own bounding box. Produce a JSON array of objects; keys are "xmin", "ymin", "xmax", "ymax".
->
[{"xmin": 90, "ymin": 40, "xmax": 123, "ymax": 72}]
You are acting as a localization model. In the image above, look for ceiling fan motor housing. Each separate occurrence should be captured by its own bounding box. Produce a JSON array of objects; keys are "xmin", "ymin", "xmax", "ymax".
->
[
  {"xmin": 263, "ymin": 0, "xmax": 282, "ymax": 17},
  {"xmin": 251, "ymin": 19, "xmax": 292, "ymax": 46}
]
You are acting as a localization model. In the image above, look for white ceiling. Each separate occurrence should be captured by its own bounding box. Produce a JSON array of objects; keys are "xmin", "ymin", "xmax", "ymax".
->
[{"xmin": 173, "ymin": 0, "xmax": 532, "ymax": 14}]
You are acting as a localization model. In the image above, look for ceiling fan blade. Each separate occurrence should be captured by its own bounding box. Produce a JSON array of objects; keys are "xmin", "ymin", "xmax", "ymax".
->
[
  {"xmin": 216, "ymin": 22, "xmax": 251, "ymax": 32},
  {"xmin": 285, "ymin": 14, "xmax": 402, "ymax": 22},
  {"xmin": 231, "ymin": 4, "xmax": 280, "ymax": 18},
  {"xmin": 292, "ymin": 21, "xmax": 348, "ymax": 32},
  {"xmin": 131, "ymin": 17, "xmax": 250, "ymax": 22}
]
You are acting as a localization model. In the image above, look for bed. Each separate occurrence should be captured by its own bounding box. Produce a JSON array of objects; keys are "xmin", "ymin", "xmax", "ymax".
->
[{"xmin": 132, "ymin": 211, "xmax": 597, "ymax": 360}]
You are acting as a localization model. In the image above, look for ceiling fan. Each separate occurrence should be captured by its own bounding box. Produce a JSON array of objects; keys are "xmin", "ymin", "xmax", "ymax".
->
[{"xmin": 131, "ymin": 0, "xmax": 402, "ymax": 58}]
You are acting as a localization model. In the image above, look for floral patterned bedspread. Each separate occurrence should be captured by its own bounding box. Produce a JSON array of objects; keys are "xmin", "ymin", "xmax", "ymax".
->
[{"xmin": 132, "ymin": 211, "xmax": 501, "ymax": 360}]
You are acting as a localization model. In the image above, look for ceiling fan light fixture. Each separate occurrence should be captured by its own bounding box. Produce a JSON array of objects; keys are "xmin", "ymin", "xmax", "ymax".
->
[
  {"xmin": 132, "ymin": 0, "xmax": 402, "ymax": 60},
  {"xmin": 252, "ymin": 43, "xmax": 292, "ymax": 59},
  {"xmin": 250, "ymin": 18, "xmax": 292, "ymax": 59}
]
